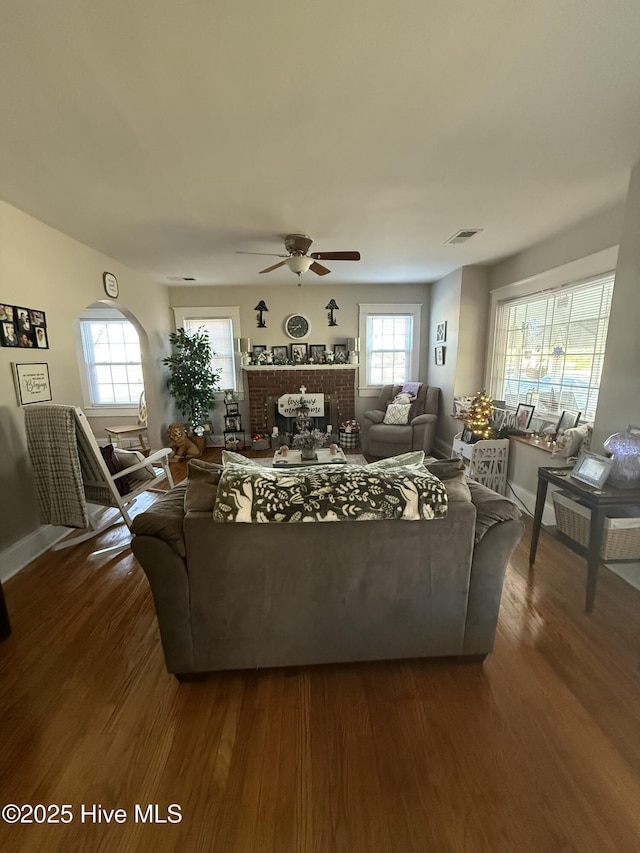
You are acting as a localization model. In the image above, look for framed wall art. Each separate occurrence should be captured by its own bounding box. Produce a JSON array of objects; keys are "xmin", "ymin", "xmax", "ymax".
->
[
  {"xmin": 435, "ymin": 345, "xmax": 445, "ymax": 366},
  {"xmin": 436, "ymin": 321, "xmax": 447, "ymax": 344},
  {"xmin": 309, "ymin": 344, "xmax": 326, "ymax": 363},
  {"xmin": 0, "ymin": 303, "xmax": 49, "ymax": 349},
  {"xmin": 13, "ymin": 362, "xmax": 52, "ymax": 405}
]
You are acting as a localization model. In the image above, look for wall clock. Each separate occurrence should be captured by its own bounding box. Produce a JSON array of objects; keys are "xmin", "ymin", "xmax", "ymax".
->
[
  {"xmin": 284, "ymin": 314, "xmax": 310, "ymax": 339},
  {"xmin": 103, "ymin": 271, "xmax": 119, "ymax": 298}
]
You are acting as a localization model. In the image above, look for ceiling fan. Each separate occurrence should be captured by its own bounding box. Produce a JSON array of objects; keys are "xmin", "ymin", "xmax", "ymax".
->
[{"xmin": 237, "ymin": 234, "xmax": 360, "ymax": 283}]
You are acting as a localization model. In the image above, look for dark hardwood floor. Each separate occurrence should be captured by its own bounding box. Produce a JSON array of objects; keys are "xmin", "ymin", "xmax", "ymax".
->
[{"xmin": 1, "ymin": 450, "xmax": 640, "ymax": 852}]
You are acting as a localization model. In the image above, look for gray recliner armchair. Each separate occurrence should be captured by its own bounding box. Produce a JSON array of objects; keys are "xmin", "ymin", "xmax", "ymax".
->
[{"xmin": 362, "ymin": 384, "xmax": 440, "ymax": 458}]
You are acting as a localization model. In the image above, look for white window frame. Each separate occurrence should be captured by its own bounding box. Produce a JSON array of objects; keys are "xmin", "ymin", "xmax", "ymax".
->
[
  {"xmin": 172, "ymin": 306, "xmax": 242, "ymax": 397},
  {"xmin": 358, "ymin": 303, "xmax": 422, "ymax": 396},
  {"xmin": 487, "ymin": 250, "xmax": 617, "ymax": 424},
  {"xmin": 76, "ymin": 307, "xmax": 143, "ymax": 416}
]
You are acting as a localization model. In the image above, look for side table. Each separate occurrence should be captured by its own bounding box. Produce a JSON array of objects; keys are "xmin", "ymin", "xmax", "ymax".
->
[{"xmin": 530, "ymin": 466, "xmax": 640, "ymax": 612}]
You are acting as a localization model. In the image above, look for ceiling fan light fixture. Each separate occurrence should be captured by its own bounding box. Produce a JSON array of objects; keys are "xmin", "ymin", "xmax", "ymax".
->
[{"xmin": 286, "ymin": 255, "xmax": 313, "ymax": 275}]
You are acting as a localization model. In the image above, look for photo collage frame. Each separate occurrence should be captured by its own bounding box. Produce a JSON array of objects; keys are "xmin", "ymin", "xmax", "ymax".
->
[{"xmin": 0, "ymin": 304, "xmax": 49, "ymax": 349}]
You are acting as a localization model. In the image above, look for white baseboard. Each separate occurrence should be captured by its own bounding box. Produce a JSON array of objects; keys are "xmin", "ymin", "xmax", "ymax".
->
[{"xmin": 0, "ymin": 525, "xmax": 69, "ymax": 583}]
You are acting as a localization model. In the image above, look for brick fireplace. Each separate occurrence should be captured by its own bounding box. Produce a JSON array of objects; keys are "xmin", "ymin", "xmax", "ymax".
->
[{"xmin": 244, "ymin": 367, "xmax": 357, "ymax": 436}]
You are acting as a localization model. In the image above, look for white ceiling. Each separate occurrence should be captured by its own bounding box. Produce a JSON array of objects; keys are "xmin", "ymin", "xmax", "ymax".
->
[{"xmin": 2, "ymin": 0, "xmax": 640, "ymax": 286}]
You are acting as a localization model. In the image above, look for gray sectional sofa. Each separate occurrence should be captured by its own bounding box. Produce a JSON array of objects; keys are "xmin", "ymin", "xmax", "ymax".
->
[{"xmin": 131, "ymin": 458, "xmax": 524, "ymax": 678}]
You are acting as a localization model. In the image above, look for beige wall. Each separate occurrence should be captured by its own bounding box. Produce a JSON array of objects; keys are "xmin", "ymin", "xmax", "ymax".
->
[
  {"xmin": 593, "ymin": 163, "xmax": 640, "ymax": 448},
  {"xmin": 169, "ymin": 282, "xmax": 431, "ymax": 425},
  {"xmin": 427, "ymin": 266, "xmax": 491, "ymax": 456},
  {"xmin": 0, "ymin": 200, "xmax": 172, "ymax": 573}
]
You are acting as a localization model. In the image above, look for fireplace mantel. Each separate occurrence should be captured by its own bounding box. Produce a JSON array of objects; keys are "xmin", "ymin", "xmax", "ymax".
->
[{"xmin": 242, "ymin": 364, "xmax": 356, "ymax": 371}]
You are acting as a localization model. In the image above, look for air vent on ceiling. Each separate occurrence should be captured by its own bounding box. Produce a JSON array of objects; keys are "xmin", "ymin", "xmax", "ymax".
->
[
  {"xmin": 168, "ymin": 276, "xmax": 196, "ymax": 281},
  {"xmin": 444, "ymin": 229, "xmax": 483, "ymax": 245}
]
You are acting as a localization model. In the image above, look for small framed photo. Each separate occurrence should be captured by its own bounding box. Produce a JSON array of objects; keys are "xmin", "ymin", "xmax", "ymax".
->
[
  {"xmin": 491, "ymin": 408, "xmax": 506, "ymax": 431},
  {"xmin": 435, "ymin": 345, "xmax": 445, "ymax": 366},
  {"xmin": 34, "ymin": 327, "xmax": 49, "ymax": 349},
  {"xmin": 15, "ymin": 307, "xmax": 31, "ymax": 334},
  {"xmin": 309, "ymin": 344, "xmax": 326, "ymax": 363},
  {"xmin": 252, "ymin": 344, "xmax": 267, "ymax": 360},
  {"xmin": 555, "ymin": 410, "xmax": 581, "ymax": 434},
  {"xmin": 290, "ymin": 343, "xmax": 308, "ymax": 363},
  {"xmin": 333, "ymin": 343, "xmax": 348, "ymax": 356},
  {"xmin": 13, "ymin": 362, "xmax": 52, "ymax": 405},
  {"xmin": 0, "ymin": 321, "xmax": 18, "ymax": 347},
  {"xmin": 461, "ymin": 426, "xmax": 474, "ymax": 443},
  {"xmin": 224, "ymin": 415, "xmax": 241, "ymax": 431},
  {"xmin": 29, "ymin": 309, "xmax": 46, "ymax": 327},
  {"xmin": 436, "ymin": 321, "xmax": 447, "ymax": 344},
  {"xmin": 201, "ymin": 420, "xmax": 213, "ymax": 434},
  {"xmin": 515, "ymin": 403, "xmax": 535, "ymax": 430},
  {"xmin": 0, "ymin": 304, "xmax": 14, "ymax": 323},
  {"xmin": 571, "ymin": 451, "xmax": 614, "ymax": 489},
  {"xmin": 333, "ymin": 343, "xmax": 348, "ymax": 363},
  {"xmin": 272, "ymin": 345, "xmax": 289, "ymax": 363}
]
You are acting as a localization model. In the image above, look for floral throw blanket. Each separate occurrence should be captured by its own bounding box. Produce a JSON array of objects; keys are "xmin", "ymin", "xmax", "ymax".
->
[{"xmin": 213, "ymin": 463, "xmax": 448, "ymax": 523}]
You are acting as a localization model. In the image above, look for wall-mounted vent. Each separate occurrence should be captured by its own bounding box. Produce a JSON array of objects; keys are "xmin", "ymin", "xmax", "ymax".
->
[
  {"xmin": 168, "ymin": 276, "xmax": 197, "ymax": 281},
  {"xmin": 444, "ymin": 229, "xmax": 483, "ymax": 245}
]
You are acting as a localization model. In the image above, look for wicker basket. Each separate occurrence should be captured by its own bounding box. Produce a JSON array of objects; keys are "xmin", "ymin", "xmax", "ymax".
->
[
  {"xmin": 251, "ymin": 437, "xmax": 270, "ymax": 451},
  {"xmin": 552, "ymin": 491, "xmax": 640, "ymax": 560}
]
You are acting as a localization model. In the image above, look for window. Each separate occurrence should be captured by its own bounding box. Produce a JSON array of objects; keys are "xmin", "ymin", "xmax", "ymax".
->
[
  {"xmin": 80, "ymin": 317, "xmax": 143, "ymax": 405},
  {"xmin": 359, "ymin": 304, "xmax": 421, "ymax": 393},
  {"xmin": 490, "ymin": 273, "xmax": 614, "ymax": 422},
  {"xmin": 173, "ymin": 307, "xmax": 240, "ymax": 392}
]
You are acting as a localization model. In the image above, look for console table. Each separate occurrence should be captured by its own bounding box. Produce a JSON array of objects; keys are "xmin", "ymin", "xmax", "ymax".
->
[{"xmin": 530, "ymin": 466, "xmax": 640, "ymax": 612}]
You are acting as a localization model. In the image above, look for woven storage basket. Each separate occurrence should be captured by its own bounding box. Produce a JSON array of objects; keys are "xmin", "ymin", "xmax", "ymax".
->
[
  {"xmin": 552, "ymin": 491, "xmax": 640, "ymax": 560},
  {"xmin": 338, "ymin": 429, "xmax": 360, "ymax": 450}
]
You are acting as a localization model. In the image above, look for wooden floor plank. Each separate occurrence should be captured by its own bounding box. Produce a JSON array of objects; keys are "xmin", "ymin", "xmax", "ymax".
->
[{"xmin": 1, "ymin": 452, "xmax": 640, "ymax": 851}]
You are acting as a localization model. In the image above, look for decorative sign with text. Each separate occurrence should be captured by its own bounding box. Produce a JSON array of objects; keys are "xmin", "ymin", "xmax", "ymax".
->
[
  {"xmin": 13, "ymin": 362, "xmax": 52, "ymax": 405},
  {"xmin": 277, "ymin": 393, "xmax": 324, "ymax": 417}
]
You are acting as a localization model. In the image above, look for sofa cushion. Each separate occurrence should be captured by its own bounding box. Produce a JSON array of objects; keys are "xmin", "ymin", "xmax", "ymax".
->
[
  {"xmin": 131, "ymin": 482, "xmax": 187, "ymax": 556},
  {"xmin": 424, "ymin": 458, "xmax": 471, "ymax": 503},
  {"xmin": 383, "ymin": 403, "xmax": 410, "ymax": 425},
  {"xmin": 214, "ymin": 464, "xmax": 448, "ymax": 523},
  {"xmin": 184, "ymin": 459, "xmax": 224, "ymax": 513},
  {"xmin": 425, "ymin": 457, "xmax": 466, "ymax": 481},
  {"xmin": 221, "ymin": 450, "xmax": 262, "ymax": 468},
  {"xmin": 467, "ymin": 480, "xmax": 521, "ymax": 543}
]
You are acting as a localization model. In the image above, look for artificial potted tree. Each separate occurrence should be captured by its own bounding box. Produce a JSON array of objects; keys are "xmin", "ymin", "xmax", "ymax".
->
[{"xmin": 163, "ymin": 327, "xmax": 221, "ymax": 454}]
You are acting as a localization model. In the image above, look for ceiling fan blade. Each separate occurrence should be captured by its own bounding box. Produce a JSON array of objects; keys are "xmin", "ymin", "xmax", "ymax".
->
[
  {"xmin": 310, "ymin": 251, "xmax": 360, "ymax": 261},
  {"xmin": 236, "ymin": 251, "xmax": 288, "ymax": 258},
  {"xmin": 259, "ymin": 261, "xmax": 286, "ymax": 274},
  {"xmin": 310, "ymin": 261, "xmax": 331, "ymax": 276}
]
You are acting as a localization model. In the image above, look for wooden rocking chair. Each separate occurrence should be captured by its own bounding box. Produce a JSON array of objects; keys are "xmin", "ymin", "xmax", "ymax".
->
[{"xmin": 25, "ymin": 404, "xmax": 174, "ymax": 557}]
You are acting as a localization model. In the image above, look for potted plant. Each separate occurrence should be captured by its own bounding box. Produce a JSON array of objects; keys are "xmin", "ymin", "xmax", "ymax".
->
[
  {"xmin": 293, "ymin": 429, "xmax": 327, "ymax": 460},
  {"xmin": 163, "ymin": 327, "xmax": 221, "ymax": 448}
]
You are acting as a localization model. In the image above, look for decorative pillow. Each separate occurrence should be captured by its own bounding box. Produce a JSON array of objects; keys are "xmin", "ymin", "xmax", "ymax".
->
[
  {"xmin": 131, "ymin": 482, "xmax": 187, "ymax": 556},
  {"xmin": 364, "ymin": 410, "xmax": 385, "ymax": 424},
  {"xmin": 368, "ymin": 451, "xmax": 425, "ymax": 471},
  {"xmin": 100, "ymin": 444, "xmax": 130, "ymax": 495},
  {"xmin": 184, "ymin": 459, "xmax": 224, "ymax": 513},
  {"xmin": 221, "ymin": 450, "xmax": 261, "ymax": 468},
  {"xmin": 467, "ymin": 480, "xmax": 521, "ymax": 543},
  {"xmin": 214, "ymin": 465, "xmax": 448, "ymax": 523},
  {"xmin": 383, "ymin": 403, "xmax": 410, "ymax": 425},
  {"xmin": 552, "ymin": 423, "xmax": 592, "ymax": 459},
  {"xmin": 114, "ymin": 448, "xmax": 156, "ymax": 483}
]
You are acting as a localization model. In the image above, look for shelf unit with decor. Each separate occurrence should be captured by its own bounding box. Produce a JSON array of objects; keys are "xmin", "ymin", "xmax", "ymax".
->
[
  {"xmin": 223, "ymin": 400, "xmax": 244, "ymax": 451},
  {"xmin": 451, "ymin": 433, "xmax": 510, "ymax": 495}
]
